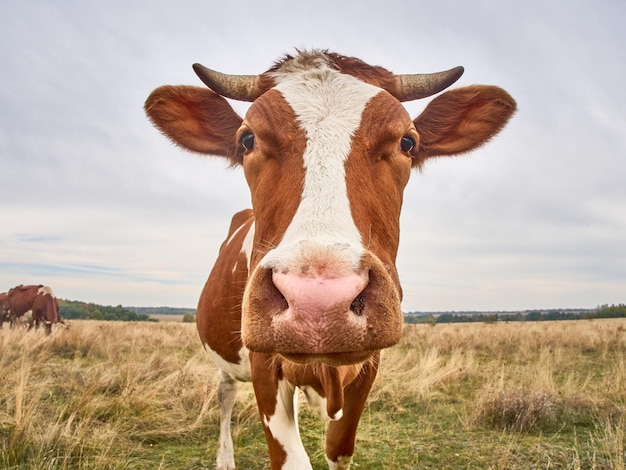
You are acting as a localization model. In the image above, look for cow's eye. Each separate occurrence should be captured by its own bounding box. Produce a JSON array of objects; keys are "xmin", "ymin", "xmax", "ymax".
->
[
  {"xmin": 241, "ymin": 133, "xmax": 255, "ymax": 151},
  {"xmin": 400, "ymin": 136, "xmax": 415, "ymax": 153}
]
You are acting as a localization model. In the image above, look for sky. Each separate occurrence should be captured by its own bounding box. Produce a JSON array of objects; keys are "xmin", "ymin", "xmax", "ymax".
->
[{"xmin": 1, "ymin": 1, "xmax": 624, "ymax": 312}]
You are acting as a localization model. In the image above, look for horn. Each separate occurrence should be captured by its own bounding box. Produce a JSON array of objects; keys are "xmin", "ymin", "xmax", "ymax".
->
[
  {"xmin": 393, "ymin": 66, "xmax": 465, "ymax": 101},
  {"xmin": 192, "ymin": 63, "xmax": 262, "ymax": 102}
]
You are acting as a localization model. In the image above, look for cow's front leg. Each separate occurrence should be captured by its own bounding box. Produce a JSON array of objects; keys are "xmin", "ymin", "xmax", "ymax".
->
[
  {"xmin": 216, "ymin": 369, "xmax": 237, "ymax": 470},
  {"xmin": 250, "ymin": 352, "xmax": 312, "ymax": 470},
  {"xmin": 324, "ymin": 354, "xmax": 379, "ymax": 470}
]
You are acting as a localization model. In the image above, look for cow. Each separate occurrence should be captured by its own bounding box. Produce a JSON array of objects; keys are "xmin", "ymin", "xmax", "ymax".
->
[
  {"xmin": 144, "ymin": 49, "xmax": 515, "ymax": 469},
  {"xmin": 7, "ymin": 285, "xmax": 62, "ymax": 333},
  {"xmin": 0, "ymin": 292, "xmax": 8, "ymax": 328}
]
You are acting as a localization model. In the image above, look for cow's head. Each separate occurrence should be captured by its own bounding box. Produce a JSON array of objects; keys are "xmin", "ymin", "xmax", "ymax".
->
[
  {"xmin": 145, "ymin": 50, "xmax": 515, "ymax": 365},
  {"xmin": 36, "ymin": 287, "xmax": 61, "ymax": 333}
]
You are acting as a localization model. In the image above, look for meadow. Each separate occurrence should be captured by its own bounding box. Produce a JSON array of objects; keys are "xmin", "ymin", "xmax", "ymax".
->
[{"xmin": 0, "ymin": 318, "xmax": 624, "ymax": 469}]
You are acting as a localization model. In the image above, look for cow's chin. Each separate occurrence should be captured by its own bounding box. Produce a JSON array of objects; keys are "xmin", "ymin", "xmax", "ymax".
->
[{"xmin": 279, "ymin": 350, "xmax": 374, "ymax": 367}]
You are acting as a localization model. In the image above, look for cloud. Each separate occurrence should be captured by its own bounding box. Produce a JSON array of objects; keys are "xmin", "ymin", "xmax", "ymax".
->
[{"xmin": 1, "ymin": 0, "xmax": 624, "ymax": 310}]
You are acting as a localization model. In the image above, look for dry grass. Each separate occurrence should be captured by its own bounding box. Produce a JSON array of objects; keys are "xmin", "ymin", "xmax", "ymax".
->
[
  {"xmin": 1, "ymin": 319, "xmax": 624, "ymax": 469},
  {"xmin": 0, "ymin": 322, "xmax": 227, "ymax": 469},
  {"xmin": 372, "ymin": 320, "xmax": 626, "ymax": 469}
]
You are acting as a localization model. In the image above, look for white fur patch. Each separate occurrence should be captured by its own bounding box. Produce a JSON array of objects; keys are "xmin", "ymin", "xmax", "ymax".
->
[
  {"xmin": 261, "ymin": 61, "xmax": 382, "ymax": 271},
  {"xmin": 37, "ymin": 285, "xmax": 54, "ymax": 296},
  {"xmin": 241, "ymin": 222, "xmax": 255, "ymax": 272},
  {"xmin": 227, "ymin": 219, "xmax": 254, "ymax": 274},
  {"xmin": 203, "ymin": 343, "xmax": 252, "ymax": 382},
  {"xmin": 225, "ymin": 220, "xmax": 248, "ymax": 246},
  {"xmin": 326, "ymin": 455, "xmax": 353, "ymax": 470},
  {"xmin": 263, "ymin": 379, "xmax": 312, "ymax": 469}
]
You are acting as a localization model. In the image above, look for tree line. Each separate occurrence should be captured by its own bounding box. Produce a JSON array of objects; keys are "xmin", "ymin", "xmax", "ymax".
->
[
  {"xmin": 59, "ymin": 300, "xmax": 156, "ymax": 322},
  {"xmin": 126, "ymin": 306, "xmax": 196, "ymax": 316},
  {"xmin": 404, "ymin": 304, "xmax": 626, "ymax": 324},
  {"xmin": 58, "ymin": 299, "xmax": 625, "ymax": 325}
]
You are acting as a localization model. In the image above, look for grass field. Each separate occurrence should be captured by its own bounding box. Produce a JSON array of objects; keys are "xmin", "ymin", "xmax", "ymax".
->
[
  {"xmin": 1, "ymin": 319, "xmax": 624, "ymax": 469},
  {"xmin": 147, "ymin": 314, "xmax": 186, "ymax": 322}
]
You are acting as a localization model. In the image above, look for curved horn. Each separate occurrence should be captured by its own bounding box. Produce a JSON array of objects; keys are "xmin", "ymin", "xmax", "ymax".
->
[
  {"xmin": 192, "ymin": 63, "xmax": 262, "ymax": 102},
  {"xmin": 393, "ymin": 66, "xmax": 465, "ymax": 102}
]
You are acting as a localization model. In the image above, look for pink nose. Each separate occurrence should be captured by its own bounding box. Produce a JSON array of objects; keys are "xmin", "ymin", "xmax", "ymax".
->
[
  {"xmin": 270, "ymin": 270, "xmax": 369, "ymax": 354},
  {"xmin": 272, "ymin": 270, "xmax": 368, "ymax": 319}
]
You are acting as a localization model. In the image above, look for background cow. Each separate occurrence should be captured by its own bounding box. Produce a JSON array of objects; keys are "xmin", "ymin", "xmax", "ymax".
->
[
  {"xmin": 145, "ymin": 50, "xmax": 515, "ymax": 469},
  {"xmin": 7, "ymin": 285, "xmax": 62, "ymax": 333},
  {"xmin": 0, "ymin": 292, "xmax": 8, "ymax": 328}
]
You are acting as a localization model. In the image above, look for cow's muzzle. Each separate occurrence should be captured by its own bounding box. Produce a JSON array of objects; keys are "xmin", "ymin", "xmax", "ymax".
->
[{"xmin": 242, "ymin": 252, "xmax": 403, "ymax": 365}]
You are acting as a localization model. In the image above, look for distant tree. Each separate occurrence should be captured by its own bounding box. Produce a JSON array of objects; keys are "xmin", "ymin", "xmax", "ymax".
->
[
  {"xmin": 58, "ymin": 300, "xmax": 156, "ymax": 322},
  {"xmin": 436, "ymin": 313, "xmax": 456, "ymax": 324},
  {"xmin": 593, "ymin": 304, "xmax": 626, "ymax": 319},
  {"xmin": 483, "ymin": 314, "xmax": 498, "ymax": 324},
  {"xmin": 182, "ymin": 313, "xmax": 195, "ymax": 323}
]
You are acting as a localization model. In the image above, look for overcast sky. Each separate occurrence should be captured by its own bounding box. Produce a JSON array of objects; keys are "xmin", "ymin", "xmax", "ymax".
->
[{"xmin": 1, "ymin": 1, "xmax": 624, "ymax": 312}]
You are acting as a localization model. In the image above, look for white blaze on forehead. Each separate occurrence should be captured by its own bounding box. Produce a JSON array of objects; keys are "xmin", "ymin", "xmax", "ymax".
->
[{"xmin": 261, "ymin": 62, "xmax": 382, "ymax": 271}]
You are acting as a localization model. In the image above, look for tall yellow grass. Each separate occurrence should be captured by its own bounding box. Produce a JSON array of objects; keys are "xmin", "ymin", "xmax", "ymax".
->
[
  {"xmin": 1, "ymin": 318, "xmax": 624, "ymax": 469},
  {"xmin": 0, "ymin": 322, "xmax": 222, "ymax": 468}
]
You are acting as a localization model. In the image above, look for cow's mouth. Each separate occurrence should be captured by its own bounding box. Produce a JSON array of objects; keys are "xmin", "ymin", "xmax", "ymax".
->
[{"xmin": 280, "ymin": 350, "xmax": 373, "ymax": 366}]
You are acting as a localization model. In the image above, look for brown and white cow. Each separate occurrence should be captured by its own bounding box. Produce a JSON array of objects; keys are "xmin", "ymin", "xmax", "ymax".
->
[
  {"xmin": 7, "ymin": 285, "xmax": 62, "ymax": 333},
  {"xmin": 145, "ymin": 50, "xmax": 515, "ymax": 469}
]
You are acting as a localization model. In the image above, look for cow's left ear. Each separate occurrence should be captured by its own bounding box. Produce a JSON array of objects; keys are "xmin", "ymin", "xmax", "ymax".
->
[
  {"xmin": 145, "ymin": 85, "xmax": 243, "ymax": 162},
  {"xmin": 412, "ymin": 85, "xmax": 516, "ymax": 166}
]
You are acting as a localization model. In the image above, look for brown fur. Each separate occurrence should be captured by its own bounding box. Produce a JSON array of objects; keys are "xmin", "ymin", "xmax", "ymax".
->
[
  {"xmin": 268, "ymin": 50, "xmax": 398, "ymax": 93},
  {"xmin": 196, "ymin": 210, "xmax": 253, "ymax": 365},
  {"xmin": 0, "ymin": 292, "xmax": 9, "ymax": 327}
]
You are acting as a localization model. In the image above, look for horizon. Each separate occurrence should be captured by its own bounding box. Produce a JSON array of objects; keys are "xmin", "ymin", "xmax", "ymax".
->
[{"xmin": 58, "ymin": 297, "xmax": 616, "ymax": 315}]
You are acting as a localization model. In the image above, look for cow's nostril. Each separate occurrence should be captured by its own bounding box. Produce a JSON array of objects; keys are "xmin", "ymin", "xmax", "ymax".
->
[
  {"xmin": 350, "ymin": 294, "xmax": 366, "ymax": 316},
  {"xmin": 272, "ymin": 287, "xmax": 289, "ymax": 314},
  {"xmin": 261, "ymin": 269, "xmax": 289, "ymax": 314},
  {"xmin": 277, "ymin": 292, "xmax": 288, "ymax": 311}
]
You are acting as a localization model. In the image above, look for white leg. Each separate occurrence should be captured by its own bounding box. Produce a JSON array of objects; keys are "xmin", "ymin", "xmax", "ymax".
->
[
  {"xmin": 325, "ymin": 455, "xmax": 353, "ymax": 470},
  {"xmin": 216, "ymin": 369, "xmax": 237, "ymax": 470},
  {"xmin": 263, "ymin": 380, "xmax": 312, "ymax": 469}
]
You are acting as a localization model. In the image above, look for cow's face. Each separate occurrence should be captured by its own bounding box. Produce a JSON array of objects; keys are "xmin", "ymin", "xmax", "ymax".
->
[
  {"xmin": 238, "ymin": 66, "xmax": 416, "ymax": 365},
  {"xmin": 145, "ymin": 50, "xmax": 516, "ymax": 365}
]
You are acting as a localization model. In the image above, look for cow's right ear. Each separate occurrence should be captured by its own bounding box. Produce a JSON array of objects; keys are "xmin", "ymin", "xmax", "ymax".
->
[{"xmin": 144, "ymin": 86, "xmax": 243, "ymax": 162}]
